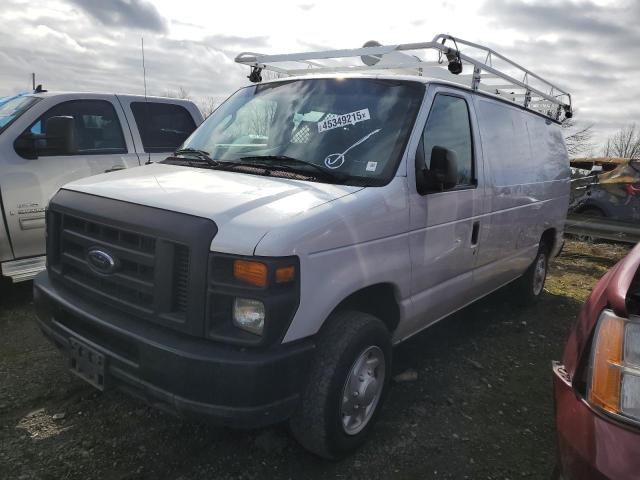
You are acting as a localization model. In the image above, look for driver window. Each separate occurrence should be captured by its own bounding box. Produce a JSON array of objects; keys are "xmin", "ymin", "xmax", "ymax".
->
[
  {"xmin": 422, "ymin": 94, "xmax": 474, "ymax": 186},
  {"xmin": 24, "ymin": 100, "xmax": 127, "ymax": 157}
]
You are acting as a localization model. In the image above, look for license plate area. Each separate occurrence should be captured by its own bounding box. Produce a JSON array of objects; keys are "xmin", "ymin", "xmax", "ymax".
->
[{"xmin": 68, "ymin": 338, "xmax": 107, "ymax": 390}]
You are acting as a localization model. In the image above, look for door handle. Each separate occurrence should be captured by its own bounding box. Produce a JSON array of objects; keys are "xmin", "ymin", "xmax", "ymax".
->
[
  {"xmin": 104, "ymin": 165, "xmax": 125, "ymax": 173},
  {"xmin": 471, "ymin": 221, "xmax": 480, "ymax": 246}
]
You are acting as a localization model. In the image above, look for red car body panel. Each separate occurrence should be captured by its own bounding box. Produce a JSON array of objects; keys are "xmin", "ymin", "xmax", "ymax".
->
[{"xmin": 554, "ymin": 242, "xmax": 640, "ymax": 480}]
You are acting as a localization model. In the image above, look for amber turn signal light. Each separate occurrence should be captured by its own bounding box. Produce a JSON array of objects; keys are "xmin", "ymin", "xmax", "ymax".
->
[
  {"xmin": 589, "ymin": 312, "xmax": 624, "ymax": 413},
  {"xmin": 233, "ymin": 260, "xmax": 268, "ymax": 287},
  {"xmin": 275, "ymin": 265, "xmax": 296, "ymax": 284}
]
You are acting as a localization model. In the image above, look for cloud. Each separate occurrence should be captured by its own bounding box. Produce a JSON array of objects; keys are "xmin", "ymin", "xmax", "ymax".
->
[
  {"xmin": 0, "ymin": 0, "xmax": 637, "ymax": 150},
  {"xmin": 67, "ymin": 0, "xmax": 167, "ymax": 32},
  {"xmin": 477, "ymin": 0, "xmax": 640, "ymax": 144},
  {"xmin": 482, "ymin": 0, "xmax": 628, "ymax": 35}
]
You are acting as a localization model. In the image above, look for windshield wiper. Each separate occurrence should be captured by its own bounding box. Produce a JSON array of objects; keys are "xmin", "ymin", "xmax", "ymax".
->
[
  {"xmin": 174, "ymin": 148, "xmax": 218, "ymax": 165},
  {"xmin": 239, "ymin": 155, "xmax": 346, "ymax": 182}
]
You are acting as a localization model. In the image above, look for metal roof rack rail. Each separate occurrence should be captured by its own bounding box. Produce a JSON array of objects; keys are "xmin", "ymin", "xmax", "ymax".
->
[{"xmin": 235, "ymin": 34, "xmax": 572, "ymax": 122}]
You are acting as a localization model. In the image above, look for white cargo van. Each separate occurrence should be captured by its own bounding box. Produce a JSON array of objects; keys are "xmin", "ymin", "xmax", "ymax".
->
[
  {"xmin": 0, "ymin": 91, "xmax": 202, "ymax": 281},
  {"xmin": 34, "ymin": 35, "xmax": 572, "ymax": 457}
]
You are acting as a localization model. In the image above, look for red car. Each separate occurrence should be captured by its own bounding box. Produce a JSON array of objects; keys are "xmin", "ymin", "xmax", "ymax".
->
[{"xmin": 554, "ymin": 242, "xmax": 640, "ymax": 479}]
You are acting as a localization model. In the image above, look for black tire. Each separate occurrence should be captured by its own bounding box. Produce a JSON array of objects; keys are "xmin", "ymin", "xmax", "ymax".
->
[
  {"xmin": 289, "ymin": 310, "xmax": 391, "ymax": 459},
  {"xmin": 513, "ymin": 240, "xmax": 550, "ymax": 305}
]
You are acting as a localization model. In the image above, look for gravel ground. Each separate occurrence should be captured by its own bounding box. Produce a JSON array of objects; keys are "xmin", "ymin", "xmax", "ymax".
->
[{"xmin": 0, "ymin": 240, "xmax": 632, "ymax": 480}]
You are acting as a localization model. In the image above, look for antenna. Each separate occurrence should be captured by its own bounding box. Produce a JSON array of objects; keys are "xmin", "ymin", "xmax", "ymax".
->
[{"xmin": 141, "ymin": 37, "xmax": 152, "ymax": 165}]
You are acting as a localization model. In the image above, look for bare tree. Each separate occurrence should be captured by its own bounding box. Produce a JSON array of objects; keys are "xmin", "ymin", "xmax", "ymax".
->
[
  {"xmin": 164, "ymin": 86, "xmax": 192, "ymax": 100},
  {"xmin": 603, "ymin": 123, "xmax": 640, "ymax": 158},
  {"xmin": 196, "ymin": 96, "xmax": 225, "ymax": 118},
  {"xmin": 561, "ymin": 113, "xmax": 595, "ymax": 157}
]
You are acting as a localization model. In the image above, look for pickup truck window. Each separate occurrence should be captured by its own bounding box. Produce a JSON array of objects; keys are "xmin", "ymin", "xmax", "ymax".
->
[
  {"xmin": 421, "ymin": 94, "xmax": 474, "ymax": 186},
  {"xmin": 25, "ymin": 100, "xmax": 127, "ymax": 156},
  {"xmin": 130, "ymin": 102, "xmax": 196, "ymax": 153},
  {"xmin": 180, "ymin": 79, "xmax": 424, "ymax": 186},
  {"xmin": 0, "ymin": 95, "xmax": 40, "ymax": 135}
]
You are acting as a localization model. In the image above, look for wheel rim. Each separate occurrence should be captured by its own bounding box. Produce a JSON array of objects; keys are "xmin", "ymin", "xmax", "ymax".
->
[
  {"xmin": 340, "ymin": 345, "xmax": 386, "ymax": 436},
  {"xmin": 533, "ymin": 253, "xmax": 547, "ymax": 296}
]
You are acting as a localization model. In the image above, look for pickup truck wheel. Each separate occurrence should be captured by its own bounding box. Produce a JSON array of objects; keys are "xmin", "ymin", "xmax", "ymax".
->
[
  {"xmin": 513, "ymin": 241, "xmax": 550, "ymax": 305},
  {"xmin": 289, "ymin": 311, "xmax": 391, "ymax": 459}
]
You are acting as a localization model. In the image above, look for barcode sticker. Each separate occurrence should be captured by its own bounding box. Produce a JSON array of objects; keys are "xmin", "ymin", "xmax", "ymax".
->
[{"xmin": 318, "ymin": 109, "xmax": 370, "ymax": 133}]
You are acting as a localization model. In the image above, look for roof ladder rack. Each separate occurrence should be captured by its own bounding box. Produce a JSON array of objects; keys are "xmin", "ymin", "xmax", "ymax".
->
[{"xmin": 235, "ymin": 34, "xmax": 572, "ymax": 122}]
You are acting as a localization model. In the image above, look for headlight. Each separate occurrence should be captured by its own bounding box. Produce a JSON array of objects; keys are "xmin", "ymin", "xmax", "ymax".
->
[
  {"xmin": 207, "ymin": 253, "xmax": 300, "ymax": 346},
  {"xmin": 233, "ymin": 298, "xmax": 265, "ymax": 336},
  {"xmin": 588, "ymin": 310, "xmax": 640, "ymax": 423}
]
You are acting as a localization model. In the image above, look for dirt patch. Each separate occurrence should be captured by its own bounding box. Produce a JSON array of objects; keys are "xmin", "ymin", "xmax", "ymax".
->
[{"xmin": 0, "ymin": 240, "xmax": 632, "ymax": 479}]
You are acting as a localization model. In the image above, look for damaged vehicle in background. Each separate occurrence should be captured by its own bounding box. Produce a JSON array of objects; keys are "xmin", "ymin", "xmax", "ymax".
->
[
  {"xmin": 553, "ymin": 242, "xmax": 640, "ymax": 479},
  {"xmin": 569, "ymin": 157, "xmax": 640, "ymax": 222}
]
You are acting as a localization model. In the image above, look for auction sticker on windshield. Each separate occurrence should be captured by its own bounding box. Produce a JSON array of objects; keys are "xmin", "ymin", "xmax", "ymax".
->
[{"xmin": 318, "ymin": 109, "xmax": 370, "ymax": 133}]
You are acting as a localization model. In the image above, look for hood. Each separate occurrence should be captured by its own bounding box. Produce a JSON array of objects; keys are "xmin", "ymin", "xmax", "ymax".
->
[{"xmin": 62, "ymin": 163, "xmax": 363, "ymax": 255}]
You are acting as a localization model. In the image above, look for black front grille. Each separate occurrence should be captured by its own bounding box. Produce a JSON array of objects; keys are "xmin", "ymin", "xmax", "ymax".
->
[
  {"xmin": 47, "ymin": 190, "xmax": 217, "ymax": 337},
  {"xmin": 172, "ymin": 244, "xmax": 190, "ymax": 313},
  {"xmin": 59, "ymin": 214, "xmax": 158, "ymax": 311}
]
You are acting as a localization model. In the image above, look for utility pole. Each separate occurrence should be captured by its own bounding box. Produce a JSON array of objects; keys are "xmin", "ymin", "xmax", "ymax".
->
[{"xmin": 31, "ymin": 73, "xmax": 35, "ymax": 90}]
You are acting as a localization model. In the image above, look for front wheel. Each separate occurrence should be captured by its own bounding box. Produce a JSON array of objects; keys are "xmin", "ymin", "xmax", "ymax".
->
[
  {"xmin": 513, "ymin": 241, "xmax": 550, "ymax": 305},
  {"xmin": 289, "ymin": 310, "xmax": 391, "ymax": 459}
]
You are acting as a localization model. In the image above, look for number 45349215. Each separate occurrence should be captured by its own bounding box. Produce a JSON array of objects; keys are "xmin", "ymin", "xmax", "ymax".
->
[{"xmin": 318, "ymin": 108, "xmax": 370, "ymax": 133}]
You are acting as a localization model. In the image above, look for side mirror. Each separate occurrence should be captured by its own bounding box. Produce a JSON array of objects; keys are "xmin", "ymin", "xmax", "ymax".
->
[
  {"xmin": 14, "ymin": 133, "xmax": 38, "ymax": 160},
  {"xmin": 45, "ymin": 116, "xmax": 75, "ymax": 155},
  {"xmin": 416, "ymin": 145, "xmax": 458, "ymax": 194}
]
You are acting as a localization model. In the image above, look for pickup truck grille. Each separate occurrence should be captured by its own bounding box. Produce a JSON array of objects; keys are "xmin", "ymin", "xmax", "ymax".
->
[{"xmin": 46, "ymin": 190, "xmax": 217, "ymax": 337}]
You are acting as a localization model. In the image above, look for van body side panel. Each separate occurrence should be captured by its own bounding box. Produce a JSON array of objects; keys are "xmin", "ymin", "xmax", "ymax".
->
[
  {"xmin": 471, "ymin": 97, "xmax": 569, "ymax": 295},
  {"xmin": 257, "ymin": 177, "xmax": 412, "ymax": 344}
]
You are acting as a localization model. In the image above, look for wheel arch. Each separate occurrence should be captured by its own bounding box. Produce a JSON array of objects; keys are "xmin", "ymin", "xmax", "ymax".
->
[{"xmin": 328, "ymin": 282, "xmax": 401, "ymax": 335}]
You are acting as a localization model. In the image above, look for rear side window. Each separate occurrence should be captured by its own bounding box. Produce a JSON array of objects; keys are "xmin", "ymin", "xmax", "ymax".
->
[
  {"xmin": 131, "ymin": 102, "xmax": 196, "ymax": 153},
  {"xmin": 28, "ymin": 100, "xmax": 126, "ymax": 156},
  {"xmin": 476, "ymin": 99, "xmax": 569, "ymax": 185},
  {"xmin": 422, "ymin": 94, "xmax": 474, "ymax": 186}
]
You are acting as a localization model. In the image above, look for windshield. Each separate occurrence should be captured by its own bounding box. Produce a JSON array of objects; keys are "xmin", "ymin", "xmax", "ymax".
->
[
  {"xmin": 180, "ymin": 78, "xmax": 424, "ymax": 185},
  {"xmin": 0, "ymin": 95, "xmax": 40, "ymax": 135}
]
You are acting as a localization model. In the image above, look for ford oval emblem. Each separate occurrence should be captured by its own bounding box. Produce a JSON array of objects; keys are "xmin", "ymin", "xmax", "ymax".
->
[{"xmin": 86, "ymin": 248, "xmax": 118, "ymax": 274}]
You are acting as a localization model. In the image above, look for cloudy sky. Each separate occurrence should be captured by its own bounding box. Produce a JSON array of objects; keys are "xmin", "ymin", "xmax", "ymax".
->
[{"xmin": 1, "ymin": 0, "xmax": 638, "ymax": 148}]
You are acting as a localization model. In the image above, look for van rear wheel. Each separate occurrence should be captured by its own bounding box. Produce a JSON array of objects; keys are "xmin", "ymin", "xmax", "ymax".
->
[
  {"xmin": 513, "ymin": 241, "xmax": 550, "ymax": 305},
  {"xmin": 289, "ymin": 311, "xmax": 391, "ymax": 459}
]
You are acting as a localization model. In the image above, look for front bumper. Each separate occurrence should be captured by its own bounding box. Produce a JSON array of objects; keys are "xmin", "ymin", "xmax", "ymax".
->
[
  {"xmin": 34, "ymin": 271, "xmax": 315, "ymax": 429},
  {"xmin": 553, "ymin": 362, "xmax": 640, "ymax": 480}
]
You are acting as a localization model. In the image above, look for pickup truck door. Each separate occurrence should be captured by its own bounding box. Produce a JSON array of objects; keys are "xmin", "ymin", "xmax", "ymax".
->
[
  {"xmin": 116, "ymin": 96, "xmax": 202, "ymax": 163},
  {"xmin": 0, "ymin": 95, "xmax": 140, "ymax": 259}
]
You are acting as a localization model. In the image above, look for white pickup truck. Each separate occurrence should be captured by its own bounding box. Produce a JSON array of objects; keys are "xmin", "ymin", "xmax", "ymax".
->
[{"xmin": 0, "ymin": 90, "xmax": 203, "ymax": 281}]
